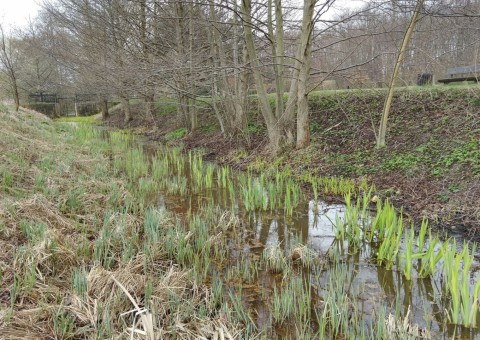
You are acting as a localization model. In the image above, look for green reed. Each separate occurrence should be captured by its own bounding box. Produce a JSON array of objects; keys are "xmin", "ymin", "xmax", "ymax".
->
[
  {"xmin": 284, "ymin": 179, "xmax": 301, "ymax": 215},
  {"xmin": 368, "ymin": 198, "xmax": 397, "ymax": 243},
  {"xmin": 166, "ymin": 175, "xmax": 188, "ymax": 195},
  {"xmin": 237, "ymin": 256, "xmax": 258, "ymax": 283},
  {"xmin": 418, "ymin": 234, "xmax": 447, "ymax": 278},
  {"xmin": 444, "ymin": 241, "xmax": 480, "ymax": 327},
  {"xmin": 216, "ymin": 166, "xmax": 230, "ymax": 188},
  {"xmin": 376, "ymin": 214, "xmax": 403, "ymax": 269},
  {"xmin": 124, "ymin": 147, "xmax": 149, "ymax": 180},
  {"xmin": 204, "ymin": 164, "xmax": 215, "ymax": 188},
  {"xmin": 272, "ymin": 284, "xmax": 295, "ymax": 324},
  {"xmin": 402, "ymin": 227, "xmax": 416, "ymax": 280}
]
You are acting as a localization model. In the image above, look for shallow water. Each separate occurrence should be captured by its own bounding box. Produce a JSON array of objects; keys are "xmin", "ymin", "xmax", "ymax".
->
[{"xmin": 140, "ymin": 141, "xmax": 480, "ymax": 338}]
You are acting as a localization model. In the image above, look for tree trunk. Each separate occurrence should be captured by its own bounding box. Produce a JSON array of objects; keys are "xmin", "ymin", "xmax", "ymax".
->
[
  {"xmin": 101, "ymin": 99, "xmax": 109, "ymax": 119},
  {"xmin": 241, "ymin": 0, "xmax": 280, "ymax": 153},
  {"xmin": 282, "ymin": 31, "xmax": 304, "ymax": 144},
  {"xmin": 188, "ymin": 0, "xmax": 197, "ymax": 131},
  {"xmin": 174, "ymin": 0, "xmax": 191, "ymax": 130},
  {"xmin": 207, "ymin": 0, "xmax": 246, "ymax": 135},
  {"xmin": 120, "ymin": 96, "xmax": 131, "ymax": 123},
  {"xmin": 0, "ymin": 26, "xmax": 20, "ymax": 112},
  {"xmin": 268, "ymin": 0, "xmax": 285, "ymax": 120},
  {"xmin": 13, "ymin": 80, "xmax": 20, "ymax": 112},
  {"xmin": 211, "ymin": 79, "xmax": 225, "ymax": 134},
  {"xmin": 232, "ymin": 0, "xmax": 247, "ymax": 133},
  {"xmin": 145, "ymin": 93, "xmax": 155, "ymax": 121},
  {"xmin": 377, "ymin": 0, "xmax": 424, "ymax": 148},
  {"xmin": 296, "ymin": 0, "xmax": 316, "ymax": 149}
]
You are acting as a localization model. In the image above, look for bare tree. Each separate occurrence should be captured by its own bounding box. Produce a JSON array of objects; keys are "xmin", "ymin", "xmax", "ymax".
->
[
  {"xmin": 377, "ymin": 0, "xmax": 425, "ymax": 148},
  {"xmin": 207, "ymin": 0, "xmax": 249, "ymax": 136},
  {"xmin": 0, "ymin": 25, "xmax": 21, "ymax": 111},
  {"xmin": 24, "ymin": 0, "xmax": 478, "ymax": 152},
  {"xmin": 296, "ymin": 0, "xmax": 318, "ymax": 148}
]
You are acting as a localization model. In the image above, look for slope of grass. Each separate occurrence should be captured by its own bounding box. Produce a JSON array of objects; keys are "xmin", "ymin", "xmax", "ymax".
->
[{"xmin": 0, "ymin": 107, "xmax": 242, "ymax": 338}]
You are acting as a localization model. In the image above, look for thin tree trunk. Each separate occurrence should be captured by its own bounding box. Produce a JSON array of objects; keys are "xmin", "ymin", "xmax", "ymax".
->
[
  {"xmin": 241, "ymin": 0, "xmax": 280, "ymax": 153},
  {"xmin": 211, "ymin": 79, "xmax": 225, "ymax": 134},
  {"xmin": 101, "ymin": 99, "xmax": 109, "ymax": 119},
  {"xmin": 13, "ymin": 80, "xmax": 20, "ymax": 112},
  {"xmin": 274, "ymin": 0, "xmax": 285, "ymax": 119},
  {"xmin": 188, "ymin": 0, "xmax": 197, "ymax": 131},
  {"xmin": 268, "ymin": 0, "xmax": 284, "ymax": 120},
  {"xmin": 120, "ymin": 96, "xmax": 131, "ymax": 123},
  {"xmin": 175, "ymin": 0, "xmax": 190, "ymax": 129},
  {"xmin": 145, "ymin": 93, "xmax": 155, "ymax": 121},
  {"xmin": 0, "ymin": 26, "xmax": 20, "ymax": 112},
  {"xmin": 377, "ymin": 0, "xmax": 424, "ymax": 148},
  {"xmin": 235, "ymin": 44, "xmax": 249, "ymax": 130},
  {"xmin": 207, "ymin": 0, "xmax": 245, "ymax": 134},
  {"xmin": 282, "ymin": 29, "xmax": 305, "ymax": 144},
  {"xmin": 296, "ymin": 0, "xmax": 316, "ymax": 149},
  {"xmin": 232, "ymin": 0, "xmax": 247, "ymax": 133},
  {"xmin": 283, "ymin": 56, "xmax": 301, "ymax": 144}
]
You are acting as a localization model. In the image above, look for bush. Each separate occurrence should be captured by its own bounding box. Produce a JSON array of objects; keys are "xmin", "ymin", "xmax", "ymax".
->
[{"xmin": 165, "ymin": 128, "xmax": 187, "ymax": 141}]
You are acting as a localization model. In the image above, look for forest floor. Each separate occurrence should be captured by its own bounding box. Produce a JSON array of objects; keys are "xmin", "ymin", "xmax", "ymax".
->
[{"xmin": 105, "ymin": 85, "xmax": 480, "ymax": 239}]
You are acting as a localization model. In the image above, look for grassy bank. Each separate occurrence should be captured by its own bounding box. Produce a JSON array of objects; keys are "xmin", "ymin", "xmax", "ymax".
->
[
  {"xmin": 107, "ymin": 86, "xmax": 480, "ymax": 237},
  {"xmin": 0, "ymin": 106, "xmax": 244, "ymax": 338}
]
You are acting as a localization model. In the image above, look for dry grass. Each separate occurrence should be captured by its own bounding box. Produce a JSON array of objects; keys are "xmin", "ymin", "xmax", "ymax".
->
[
  {"xmin": 385, "ymin": 306, "xmax": 432, "ymax": 340},
  {"xmin": 0, "ymin": 108, "xmax": 243, "ymax": 339}
]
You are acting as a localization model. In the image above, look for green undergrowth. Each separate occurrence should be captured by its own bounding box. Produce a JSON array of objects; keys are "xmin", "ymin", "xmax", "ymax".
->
[
  {"xmin": 55, "ymin": 115, "xmax": 100, "ymax": 124},
  {"xmin": 164, "ymin": 127, "xmax": 187, "ymax": 140}
]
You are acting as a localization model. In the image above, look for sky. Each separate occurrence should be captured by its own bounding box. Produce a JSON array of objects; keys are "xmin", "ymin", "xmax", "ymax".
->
[
  {"xmin": 0, "ymin": 0, "xmax": 365, "ymax": 29},
  {"xmin": 0, "ymin": 0, "xmax": 41, "ymax": 29}
]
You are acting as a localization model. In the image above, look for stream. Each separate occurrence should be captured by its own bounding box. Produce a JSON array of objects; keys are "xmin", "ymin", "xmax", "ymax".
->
[{"xmin": 111, "ymin": 133, "xmax": 480, "ymax": 338}]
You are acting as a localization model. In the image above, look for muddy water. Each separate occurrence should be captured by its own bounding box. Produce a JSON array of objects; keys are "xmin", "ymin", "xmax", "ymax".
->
[{"xmin": 142, "ymin": 142, "xmax": 480, "ymax": 339}]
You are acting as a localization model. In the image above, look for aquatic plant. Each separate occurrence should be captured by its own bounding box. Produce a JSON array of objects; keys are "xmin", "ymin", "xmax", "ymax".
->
[
  {"xmin": 376, "ymin": 214, "xmax": 403, "ymax": 269},
  {"xmin": 204, "ymin": 164, "xmax": 215, "ymax": 188},
  {"xmin": 402, "ymin": 227, "xmax": 416, "ymax": 280},
  {"xmin": 124, "ymin": 147, "xmax": 149, "ymax": 180},
  {"xmin": 367, "ymin": 198, "xmax": 397, "ymax": 243},
  {"xmin": 444, "ymin": 241, "xmax": 480, "ymax": 327},
  {"xmin": 272, "ymin": 284, "xmax": 295, "ymax": 324},
  {"xmin": 237, "ymin": 255, "xmax": 258, "ymax": 283},
  {"xmin": 263, "ymin": 244, "xmax": 289, "ymax": 273},
  {"xmin": 418, "ymin": 234, "xmax": 446, "ymax": 278},
  {"xmin": 216, "ymin": 165, "xmax": 230, "ymax": 189}
]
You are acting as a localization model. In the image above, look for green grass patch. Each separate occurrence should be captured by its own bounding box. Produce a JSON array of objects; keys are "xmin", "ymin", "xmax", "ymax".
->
[
  {"xmin": 55, "ymin": 115, "xmax": 100, "ymax": 124},
  {"xmin": 164, "ymin": 127, "xmax": 187, "ymax": 140}
]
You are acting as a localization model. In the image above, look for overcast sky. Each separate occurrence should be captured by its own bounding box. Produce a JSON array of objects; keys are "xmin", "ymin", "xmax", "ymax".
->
[
  {"xmin": 0, "ymin": 0, "xmax": 41, "ymax": 28},
  {"xmin": 0, "ymin": 0, "xmax": 365, "ymax": 29}
]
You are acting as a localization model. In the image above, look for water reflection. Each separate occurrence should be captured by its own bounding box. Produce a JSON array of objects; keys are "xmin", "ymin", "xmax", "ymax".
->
[{"xmin": 140, "ymin": 141, "xmax": 480, "ymax": 337}]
